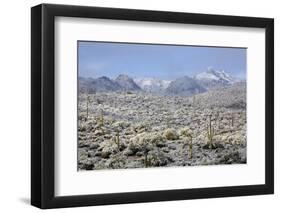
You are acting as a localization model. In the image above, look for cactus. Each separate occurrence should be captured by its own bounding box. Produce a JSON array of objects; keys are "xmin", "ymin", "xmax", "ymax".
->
[
  {"xmin": 185, "ymin": 134, "xmax": 193, "ymax": 159},
  {"xmin": 187, "ymin": 135, "xmax": 193, "ymax": 159},
  {"xmin": 86, "ymin": 94, "xmax": 90, "ymax": 120},
  {"xmin": 166, "ymin": 114, "xmax": 172, "ymax": 128},
  {"xmin": 144, "ymin": 153, "xmax": 152, "ymax": 168},
  {"xmin": 188, "ymin": 140, "xmax": 193, "ymax": 159},
  {"xmin": 206, "ymin": 115, "xmax": 215, "ymax": 147},
  {"xmin": 231, "ymin": 113, "xmax": 234, "ymax": 127},
  {"xmin": 215, "ymin": 112, "xmax": 220, "ymax": 128},
  {"xmin": 115, "ymin": 130, "xmax": 120, "ymax": 150},
  {"xmin": 144, "ymin": 153, "xmax": 148, "ymax": 167},
  {"xmin": 100, "ymin": 109, "xmax": 104, "ymax": 126},
  {"xmin": 182, "ymin": 129, "xmax": 193, "ymax": 159},
  {"xmin": 141, "ymin": 138, "xmax": 153, "ymax": 167},
  {"xmin": 188, "ymin": 134, "xmax": 193, "ymax": 159},
  {"xmin": 143, "ymin": 147, "xmax": 149, "ymax": 167},
  {"xmin": 192, "ymin": 95, "xmax": 196, "ymax": 105},
  {"xmin": 96, "ymin": 98, "xmax": 101, "ymax": 105}
]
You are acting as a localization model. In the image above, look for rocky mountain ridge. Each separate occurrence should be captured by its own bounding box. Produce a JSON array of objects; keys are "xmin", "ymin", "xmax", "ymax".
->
[{"xmin": 79, "ymin": 69, "xmax": 243, "ymax": 96}]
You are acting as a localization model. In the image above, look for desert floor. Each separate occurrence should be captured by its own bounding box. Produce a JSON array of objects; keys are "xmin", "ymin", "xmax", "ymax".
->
[{"xmin": 78, "ymin": 88, "xmax": 246, "ymax": 170}]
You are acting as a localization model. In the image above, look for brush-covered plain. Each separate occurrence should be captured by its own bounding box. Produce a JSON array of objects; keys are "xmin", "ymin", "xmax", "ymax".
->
[{"xmin": 78, "ymin": 82, "xmax": 246, "ymax": 170}]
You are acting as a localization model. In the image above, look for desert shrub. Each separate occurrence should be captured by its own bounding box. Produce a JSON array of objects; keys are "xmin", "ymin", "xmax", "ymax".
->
[
  {"xmin": 129, "ymin": 133, "xmax": 153, "ymax": 150},
  {"xmin": 179, "ymin": 127, "xmax": 191, "ymax": 137},
  {"xmin": 132, "ymin": 122, "xmax": 150, "ymax": 133},
  {"xmin": 143, "ymin": 151, "xmax": 168, "ymax": 167},
  {"xmin": 163, "ymin": 128, "xmax": 179, "ymax": 140},
  {"xmin": 78, "ymin": 124, "xmax": 86, "ymax": 132},
  {"xmin": 79, "ymin": 159, "xmax": 95, "ymax": 170},
  {"xmin": 127, "ymin": 132, "xmax": 165, "ymax": 156},
  {"xmin": 112, "ymin": 121, "xmax": 130, "ymax": 130},
  {"xmin": 149, "ymin": 133, "xmax": 165, "ymax": 144},
  {"xmin": 127, "ymin": 142, "xmax": 141, "ymax": 155},
  {"xmin": 99, "ymin": 140, "xmax": 119, "ymax": 158},
  {"xmin": 108, "ymin": 152, "xmax": 127, "ymax": 169},
  {"xmin": 145, "ymin": 133, "xmax": 163, "ymax": 144}
]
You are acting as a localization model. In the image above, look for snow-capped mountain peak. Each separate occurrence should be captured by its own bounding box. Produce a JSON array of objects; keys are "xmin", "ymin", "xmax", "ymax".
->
[
  {"xmin": 194, "ymin": 68, "xmax": 240, "ymax": 89},
  {"xmin": 134, "ymin": 77, "xmax": 171, "ymax": 93}
]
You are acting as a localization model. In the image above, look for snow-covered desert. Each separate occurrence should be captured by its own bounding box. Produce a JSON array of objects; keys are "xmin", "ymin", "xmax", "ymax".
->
[{"xmin": 77, "ymin": 68, "xmax": 247, "ymax": 170}]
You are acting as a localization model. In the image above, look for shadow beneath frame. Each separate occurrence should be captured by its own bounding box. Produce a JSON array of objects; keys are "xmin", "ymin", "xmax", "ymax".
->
[{"xmin": 19, "ymin": 197, "xmax": 30, "ymax": 205}]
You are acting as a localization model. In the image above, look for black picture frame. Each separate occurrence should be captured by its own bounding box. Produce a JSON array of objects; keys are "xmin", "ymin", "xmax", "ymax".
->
[{"xmin": 31, "ymin": 3, "xmax": 274, "ymax": 209}]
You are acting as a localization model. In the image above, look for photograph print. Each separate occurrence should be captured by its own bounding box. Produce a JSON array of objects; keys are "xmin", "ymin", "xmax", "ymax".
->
[{"xmin": 77, "ymin": 41, "xmax": 247, "ymax": 171}]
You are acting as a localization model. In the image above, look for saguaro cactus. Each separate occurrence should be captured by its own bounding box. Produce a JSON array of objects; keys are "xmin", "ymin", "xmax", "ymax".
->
[
  {"xmin": 166, "ymin": 113, "xmax": 172, "ymax": 128},
  {"xmin": 115, "ymin": 130, "xmax": 120, "ymax": 150},
  {"xmin": 144, "ymin": 153, "xmax": 148, "ymax": 168},
  {"xmin": 215, "ymin": 112, "xmax": 220, "ymax": 129},
  {"xmin": 86, "ymin": 94, "xmax": 90, "ymax": 120},
  {"xmin": 182, "ymin": 129, "xmax": 193, "ymax": 159},
  {"xmin": 206, "ymin": 115, "xmax": 215, "ymax": 147},
  {"xmin": 100, "ymin": 109, "xmax": 104, "ymax": 126},
  {"xmin": 192, "ymin": 95, "xmax": 196, "ymax": 105},
  {"xmin": 187, "ymin": 134, "xmax": 193, "ymax": 159},
  {"xmin": 144, "ymin": 152, "xmax": 152, "ymax": 168}
]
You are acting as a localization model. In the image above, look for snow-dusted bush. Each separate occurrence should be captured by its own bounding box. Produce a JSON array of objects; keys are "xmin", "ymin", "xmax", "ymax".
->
[{"xmin": 163, "ymin": 128, "xmax": 179, "ymax": 140}]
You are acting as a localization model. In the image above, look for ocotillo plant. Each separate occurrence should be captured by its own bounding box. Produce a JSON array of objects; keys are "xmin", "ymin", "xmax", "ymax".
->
[{"xmin": 206, "ymin": 115, "xmax": 215, "ymax": 147}]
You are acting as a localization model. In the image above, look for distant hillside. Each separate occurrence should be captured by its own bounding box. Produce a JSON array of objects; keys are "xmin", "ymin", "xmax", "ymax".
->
[
  {"xmin": 79, "ymin": 76, "xmax": 121, "ymax": 93},
  {"xmin": 79, "ymin": 75, "xmax": 141, "ymax": 93},
  {"xmin": 115, "ymin": 74, "xmax": 141, "ymax": 91},
  {"xmin": 194, "ymin": 82, "xmax": 246, "ymax": 109},
  {"xmin": 166, "ymin": 76, "xmax": 207, "ymax": 96}
]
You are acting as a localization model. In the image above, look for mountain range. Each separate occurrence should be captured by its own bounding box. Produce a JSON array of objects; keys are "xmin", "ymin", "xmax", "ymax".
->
[
  {"xmin": 79, "ymin": 68, "xmax": 242, "ymax": 96},
  {"xmin": 79, "ymin": 75, "xmax": 140, "ymax": 93},
  {"xmin": 134, "ymin": 78, "xmax": 171, "ymax": 93},
  {"xmin": 193, "ymin": 68, "xmax": 239, "ymax": 89},
  {"xmin": 166, "ymin": 76, "xmax": 206, "ymax": 96}
]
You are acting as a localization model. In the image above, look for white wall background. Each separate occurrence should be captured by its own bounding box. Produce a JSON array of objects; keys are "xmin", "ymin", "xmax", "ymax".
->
[{"xmin": 0, "ymin": 0, "xmax": 279, "ymax": 212}]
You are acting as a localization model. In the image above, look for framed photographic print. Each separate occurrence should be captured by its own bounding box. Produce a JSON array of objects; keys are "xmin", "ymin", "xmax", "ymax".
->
[{"xmin": 31, "ymin": 3, "xmax": 274, "ymax": 209}]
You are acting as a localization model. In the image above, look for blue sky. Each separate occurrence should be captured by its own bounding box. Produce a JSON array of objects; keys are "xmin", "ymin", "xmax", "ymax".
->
[{"xmin": 78, "ymin": 41, "xmax": 246, "ymax": 80}]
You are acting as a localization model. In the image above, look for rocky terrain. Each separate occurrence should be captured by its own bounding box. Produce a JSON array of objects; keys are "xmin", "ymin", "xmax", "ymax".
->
[{"xmin": 77, "ymin": 76, "xmax": 247, "ymax": 170}]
